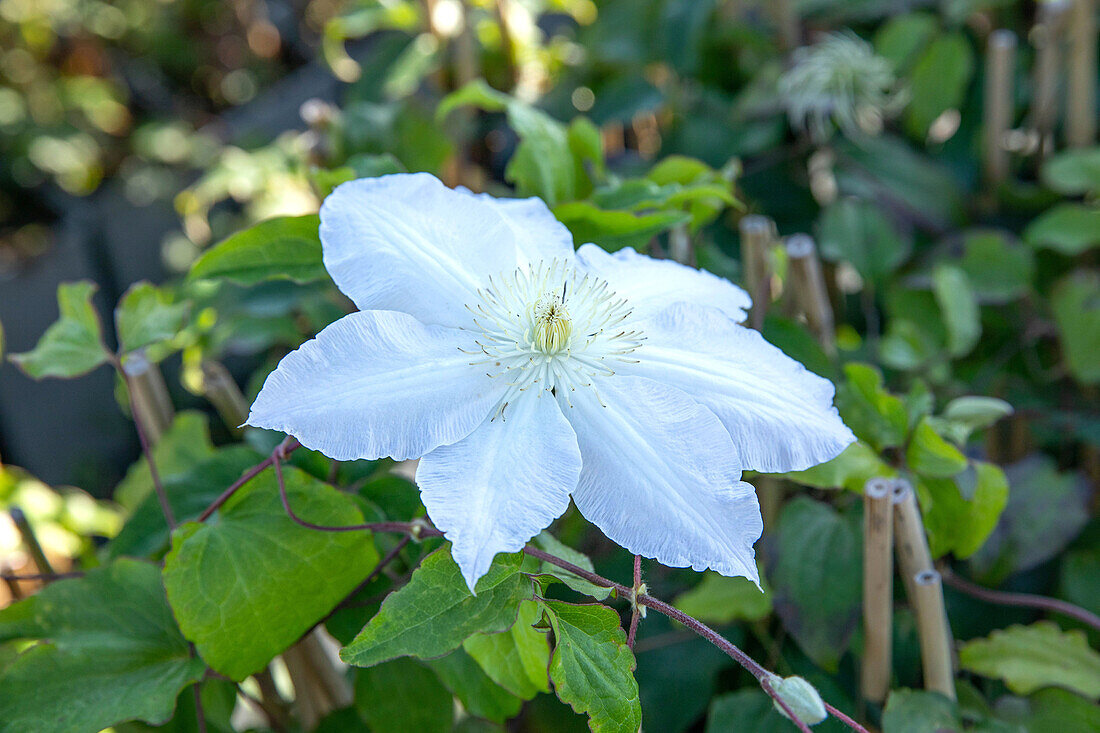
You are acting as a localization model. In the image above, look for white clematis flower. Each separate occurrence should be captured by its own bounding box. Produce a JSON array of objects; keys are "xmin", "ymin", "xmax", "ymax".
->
[{"xmin": 247, "ymin": 173, "xmax": 855, "ymax": 590}]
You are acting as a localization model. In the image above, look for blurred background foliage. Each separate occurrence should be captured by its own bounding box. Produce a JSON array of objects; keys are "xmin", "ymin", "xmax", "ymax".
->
[{"xmin": 1, "ymin": 0, "xmax": 1099, "ymax": 731}]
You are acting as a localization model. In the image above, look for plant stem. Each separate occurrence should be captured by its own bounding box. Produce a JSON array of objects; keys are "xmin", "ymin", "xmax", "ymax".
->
[
  {"xmin": 197, "ymin": 437, "xmax": 299, "ymax": 522},
  {"xmin": 940, "ymin": 566, "xmax": 1100, "ymax": 632},
  {"xmin": 627, "ymin": 554, "xmax": 642, "ymax": 649},
  {"xmin": 192, "ymin": 683, "xmax": 207, "ymax": 733},
  {"xmin": 9, "ymin": 506, "xmax": 55, "ymax": 577}
]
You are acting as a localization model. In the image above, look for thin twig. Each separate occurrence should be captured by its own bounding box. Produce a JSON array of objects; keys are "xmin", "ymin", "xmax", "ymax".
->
[
  {"xmin": 193, "ymin": 683, "xmax": 207, "ymax": 733},
  {"xmin": 0, "ymin": 571, "xmax": 83, "ymax": 582},
  {"xmin": 627, "ymin": 554, "xmax": 642, "ymax": 649},
  {"xmin": 940, "ymin": 566, "xmax": 1100, "ymax": 632},
  {"xmin": 9, "ymin": 507, "xmax": 56, "ymax": 577}
]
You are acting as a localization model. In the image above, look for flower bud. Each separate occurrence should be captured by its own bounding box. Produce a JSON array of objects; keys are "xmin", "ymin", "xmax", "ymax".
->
[{"xmin": 765, "ymin": 673, "xmax": 827, "ymax": 726}]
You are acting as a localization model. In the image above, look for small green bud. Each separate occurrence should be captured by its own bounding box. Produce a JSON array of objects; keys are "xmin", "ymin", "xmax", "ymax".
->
[{"xmin": 765, "ymin": 673, "xmax": 827, "ymax": 726}]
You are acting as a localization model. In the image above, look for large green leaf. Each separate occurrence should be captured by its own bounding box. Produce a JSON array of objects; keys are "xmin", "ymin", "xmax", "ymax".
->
[
  {"xmin": 1024, "ymin": 203, "xmax": 1100, "ymax": 255},
  {"xmin": 932, "ymin": 264, "xmax": 981, "ymax": 357},
  {"xmin": 1051, "ymin": 271, "xmax": 1100, "ymax": 384},
  {"xmin": 464, "ymin": 599, "xmax": 552, "ymax": 699},
  {"xmin": 959, "ymin": 231, "xmax": 1034, "ymax": 304},
  {"xmin": 427, "ymin": 648, "xmax": 523, "ymax": 723},
  {"xmin": 162, "ymin": 466, "xmax": 378, "ymax": 680},
  {"xmin": 112, "ymin": 410, "xmax": 216, "ymax": 510},
  {"xmin": 835, "ymin": 363, "xmax": 910, "ymax": 451},
  {"xmin": 914, "ymin": 461, "xmax": 1008, "ymax": 559},
  {"xmin": 340, "ymin": 548, "xmax": 534, "ymax": 668},
  {"xmin": 114, "ymin": 282, "xmax": 189, "ymax": 354},
  {"xmin": 553, "ymin": 201, "xmax": 690, "ymax": 252},
  {"xmin": 904, "ymin": 32, "xmax": 974, "ymax": 139},
  {"xmin": 817, "ymin": 197, "xmax": 911, "ymax": 284},
  {"xmin": 544, "ymin": 600, "xmax": 642, "ymax": 733},
  {"xmin": 0, "ymin": 560, "xmax": 205, "ymax": 733},
  {"xmin": 354, "ymin": 658, "xmax": 453, "ymax": 732},
  {"xmin": 907, "ymin": 417, "xmax": 968, "ymax": 478},
  {"xmin": 958, "ymin": 622, "xmax": 1100, "ymax": 699},
  {"xmin": 769, "ymin": 498, "xmax": 861, "ymax": 671},
  {"xmin": 784, "ymin": 440, "xmax": 895, "ymax": 493},
  {"xmin": 1042, "ymin": 147, "xmax": 1100, "ymax": 196},
  {"xmin": 9, "ymin": 281, "xmax": 107, "ymax": 379},
  {"xmin": 874, "ymin": 12, "xmax": 938, "ymax": 72},
  {"xmin": 188, "ymin": 215, "xmax": 325, "ymax": 286},
  {"xmin": 998, "ymin": 688, "xmax": 1100, "ymax": 732},
  {"xmin": 882, "ymin": 689, "xmax": 961, "ymax": 733},
  {"xmin": 673, "ymin": 570, "xmax": 772, "ymax": 625}
]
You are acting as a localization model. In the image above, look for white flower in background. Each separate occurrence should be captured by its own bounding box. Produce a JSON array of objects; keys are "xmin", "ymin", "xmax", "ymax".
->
[
  {"xmin": 247, "ymin": 174, "xmax": 855, "ymax": 590},
  {"xmin": 780, "ymin": 31, "xmax": 904, "ymax": 142}
]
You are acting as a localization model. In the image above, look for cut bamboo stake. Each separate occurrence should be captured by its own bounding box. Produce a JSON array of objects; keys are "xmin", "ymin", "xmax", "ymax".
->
[
  {"xmin": 775, "ymin": 0, "xmax": 799, "ymax": 51},
  {"xmin": 299, "ymin": 631, "xmax": 353, "ymax": 709},
  {"xmin": 9, "ymin": 507, "xmax": 54, "ymax": 578},
  {"xmin": 253, "ymin": 668, "xmax": 293, "ymax": 731},
  {"xmin": 861, "ymin": 478, "xmax": 894, "ymax": 704},
  {"xmin": 913, "ymin": 570, "xmax": 956, "ymax": 700},
  {"xmin": 785, "ymin": 234, "xmax": 836, "ymax": 354},
  {"xmin": 982, "ymin": 30, "xmax": 1017, "ymax": 188},
  {"xmin": 739, "ymin": 215, "xmax": 775, "ymax": 331},
  {"xmin": 122, "ymin": 350, "xmax": 174, "ymax": 443},
  {"xmin": 1031, "ymin": 1, "xmax": 1070, "ymax": 159},
  {"xmin": 892, "ymin": 480, "xmax": 956, "ymax": 701},
  {"xmin": 669, "ymin": 223, "xmax": 692, "ymax": 265},
  {"xmin": 282, "ymin": 644, "xmax": 321, "ymax": 730},
  {"xmin": 201, "ymin": 360, "xmax": 249, "ymax": 435},
  {"xmin": 1067, "ymin": 0, "xmax": 1097, "ymax": 147}
]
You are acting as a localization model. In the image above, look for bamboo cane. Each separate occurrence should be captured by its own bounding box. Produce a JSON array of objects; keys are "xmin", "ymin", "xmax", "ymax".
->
[
  {"xmin": 739, "ymin": 215, "xmax": 775, "ymax": 331},
  {"xmin": 982, "ymin": 30, "xmax": 1017, "ymax": 188},
  {"xmin": 1067, "ymin": 0, "xmax": 1097, "ymax": 147},
  {"xmin": 913, "ymin": 570, "xmax": 956, "ymax": 700},
  {"xmin": 122, "ymin": 350, "xmax": 174, "ymax": 443},
  {"xmin": 669, "ymin": 223, "xmax": 692, "ymax": 265},
  {"xmin": 201, "ymin": 360, "xmax": 249, "ymax": 435},
  {"xmin": 1031, "ymin": 1, "xmax": 1070, "ymax": 159},
  {"xmin": 785, "ymin": 234, "xmax": 836, "ymax": 354},
  {"xmin": 861, "ymin": 478, "xmax": 894, "ymax": 703}
]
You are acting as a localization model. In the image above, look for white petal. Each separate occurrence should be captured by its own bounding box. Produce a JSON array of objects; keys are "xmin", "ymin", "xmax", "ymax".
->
[
  {"xmin": 320, "ymin": 174, "xmax": 520, "ymax": 328},
  {"xmin": 575, "ymin": 243, "xmax": 751, "ymax": 322},
  {"xmin": 627, "ymin": 303, "xmax": 855, "ymax": 473},
  {"xmin": 417, "ymin": 393, "xmax": 581, "ymax": 591},
  {"xmin": 457, "ymin": 188, "xmax": 576, "ymax": 265},
  {"xmin": 247, "ymin": 310, "xmax": 500, "ymax": 461},
  {"xmin": 567, "ymin": 375, "xmax": 762, "ymax": 582}
]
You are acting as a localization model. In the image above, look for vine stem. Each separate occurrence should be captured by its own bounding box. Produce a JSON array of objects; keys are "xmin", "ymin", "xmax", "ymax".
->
[
  {"xmin": 213, "ymin": 442, "xmax": 869, "ymax": 733},
  {"xmin": 940, "ymin": 566, "xmax": 1100, "ymax": 632},
  {"xmin": 627, "ymin": 554, "xmax": 642, "ymax": 649}
]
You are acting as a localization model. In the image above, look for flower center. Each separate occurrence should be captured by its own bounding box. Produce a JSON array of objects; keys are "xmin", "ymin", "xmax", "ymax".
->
[{"xmin": 464, "ymin": 258, "xmax": 644, "ymax": 417}]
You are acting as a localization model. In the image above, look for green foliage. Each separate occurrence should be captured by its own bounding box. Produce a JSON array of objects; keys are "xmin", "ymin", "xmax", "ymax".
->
[
  {"xmin": 544, "ymin": 600, "xmax": 642, "ymax": 733},
  {"xmin": 958, "ymin": 231, "xmax": 1034, "ymax": 304},
  {"xmin": 835, "ymin": 363, "xmax": 909, "ymax": 451},
  {"xmin": 162, "ymin": 466, "xmax": 379, "ymax": 680},
  {"xmin": 673, "ymin": 570, "xmax": 772, "ymax": 624},
  {"xmin": 114, "ymin": 282, "xmax": 189, "ymax": 354},
  {"xmin": 1024, "ymin": 204, "xmax": 1100, "ymax": 255},
  {"xmin": 427, "ymin": 649, "xmax": 523, "ymax": 724},
  {"xmin": 355, "ymin": 658, "xmax": 454, "ymax": 732},
  {"xmin": 188, "ymin": 215, "xmax": 326, "ymax": 286},
  {"xmin": 932, "ymin": 264, "xmax": 980, "ymax": 357},
  {"xmin": 532, "ymin": 531, "xmax": 612, "ymax": 600},
  {"xmin": 341, "ymin": 548, "xmax": 533, "ymax": 668},
  {"xmin": 1051, "ymin": 271, "xmax": 1100, "ymax": 384},
  {"xmin": 958, "ymin": 622, "xmax": 1100, "ymax": 699},
  {"xmin": 1042, "ymin": 147, "xmax": 1100, "ymax": 196},
  {"xmin": 914, "ymin": 461, "xmax": 1008, "ymax": 559},
  {"xmin": 0, "ymin": 560, "xmax": 205, "ymax": 733},
  {"xmin": 817, "ymin": 197, "xmax": 910, "ymax": 284},
  {"xmin": 769, "ymin": 498, "xmax": 861, "ymax": 671},
  {"xmin": 705, "ymin": 689, "xmax": 797, "ymax": 733},
  {"xmin": 464, "ymin": 599, "xmax": 552, "ymax": 699},
  {"xmin": 783, "ymin": 440, "xmax": 895, "ymax": 492},
  {"xmin": 903, "ymin": 32, "xmax": 973, "ymax": 139},
  {"xmin": 882, "ymin": 690, "xmax": 961, "ymax": 733},
  {"xmin": 906, "ymin": 417, "xmax": 968, "ymax": 478},
  {"xmin": 9, "ymin": 281, "xmax": 107, "ymax": 379}
]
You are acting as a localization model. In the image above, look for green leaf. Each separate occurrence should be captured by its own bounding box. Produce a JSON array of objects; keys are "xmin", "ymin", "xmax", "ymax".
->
[
  {"xmin": 107, "ymin": 444, "xmax": 261, "ymax": 560},
  {"xmin": 1060, "ymin": 549, "xmax": 1100, "ymax": 619},
  {"xmin": 932, "ymin": 264, "xmax": 981, "ymax": 357},
  {"xmin": 835, "ymin": 363, "xmax": 910, "ymax": 451},
  {"xmin": 340, "ymin": 547, "xmax": 533, "ymax": 668},
  {"xmin": 553, "ymin": 200, "xmax": 690, "ymax": 252},
  {"xmin": 1024, "ymin": 203, "xmax": 1100, "ymax": 255},
  {"xmin": 162, "ymin": 466, "xmax": 378, "ymax": 680},
  {"xmin": 188, "ymin": 215, "xmax": 325, "ymax": 286},
  {"xmin": 9, "ymin": 281, "xmax": 107, "ymax": 379},
  {"xmin": 354, "ymin": 658, "xmax": 453, "ymax": 733},
  {"xmin": 959, "ymin": 230, "xmax": 1034, "ymax": 304},
  {"xmin": 544, "ymin": 600, "xmax": 642, "ymax": 733},
  {"xmin": 959, "ymin": 622, "xmax": 1100, "ymax": 698},
  {"xmin": 673, "ymin": 570, "xmax": 772, "ymax": 624},
  {"xmin": 784, "ymin": 440, "xmax": 896, "ymax": 493},
  {"xmin": 907, "ymin": 417, "xmax": 968, "ymax": 478},
  {"xmin": 904, "ymin": 33, "xmax": 974, "ymax": 139},
  {"xmin": 999, "ymin": 688, "xmax": 1100, "ymax": 732},
  {"xmin": 531, "ymin": 531, "xmax": 611, "ymax": 600},
  {"xmin": 427, "ymin": 648, "xmax": 523, "ymax": 723},
  {"xmin": 464, "ymin": 599, "xmax": 552, "ymax": 699},
  {"xmin": 112, "ymin": 410, "xmax": 216, "ymax": 510},
  {"xmin": 1042, "ymin": 147, "xmax": 1100, "ymax": 196},
  {"xmin": 933, "ymin": 396, "xmax": 1013, "ymax": 445},
  {"xmin": 114, "ymin": 282, "xmax": 189, "ymax": 354},
  {"xmin": 770, "ymin": 498, "xmax": 862, "ymax": 671},
  {"xmin": 874, "ymin": 12, "xmax": 938, "ymax": 72},
  {"xmin": 705, "ymin": 690, "xmax": 795, "ymax": 733},
  {"xmin": 1051, "ymin": 271, "xmax": 1100, "ymax": 384},
  {"xmin": 817, "ymin": 198, "xmax": 911, "ymax": 284},
  {"xmin": 0, "ymin": 560, "xmax": 205, "ymax": 733},
  {"xmin": 969, "ymin": 456, "xmax": 1089, "ymax": 582},
  {"xmin": 914, "ymin": 461, "xmax": 1008, "ymax": 558},
  {"xmin": 882, "ymin": 689, "xmax": 962, "ymax": 733}
]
